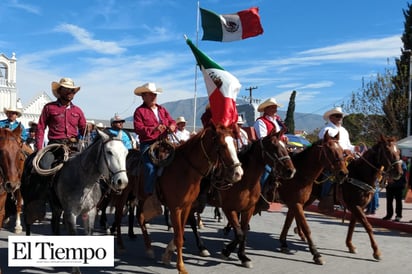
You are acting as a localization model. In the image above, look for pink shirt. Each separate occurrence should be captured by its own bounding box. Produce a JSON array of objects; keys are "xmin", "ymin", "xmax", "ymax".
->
[
  {"xmin": 133, "ymin": 103, "xmax": 176, "ymax": 143},
  {"xmin": 36, "ymin": 101, "xmax": 86, "ymax": 150}
]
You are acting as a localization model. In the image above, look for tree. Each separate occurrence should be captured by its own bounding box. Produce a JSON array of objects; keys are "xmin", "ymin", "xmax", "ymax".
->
[{"xmin": 284, "ymin": 90, "xmax": 296, "ymax": 134}]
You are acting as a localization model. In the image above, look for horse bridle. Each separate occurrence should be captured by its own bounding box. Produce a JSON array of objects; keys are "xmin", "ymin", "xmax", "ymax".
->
[
  {"xmin": 97, "ymin": 138, "xmax": 127, "ymax": 188},
  {"xmin": 259, "ymin": 138, "xmax": 291, "ymax": 170},
  {"xmin": 0, "ymin": 134, "xmax": 25, "ymax": 194},
  {"xmin": 318, "ymin": 140, "xmax": 346, "ymax": 171}
]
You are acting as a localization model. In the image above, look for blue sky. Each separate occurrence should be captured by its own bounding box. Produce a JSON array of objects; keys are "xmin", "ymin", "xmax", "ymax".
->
[{"xmin": 0, "ymin": 0, "xmax": 408, "ymax": 122}]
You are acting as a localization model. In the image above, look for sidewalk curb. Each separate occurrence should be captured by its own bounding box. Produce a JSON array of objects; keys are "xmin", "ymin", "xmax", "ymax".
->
[{"xmin": 268, "ymin": 203, "xmax": 412, "ymax": 234}]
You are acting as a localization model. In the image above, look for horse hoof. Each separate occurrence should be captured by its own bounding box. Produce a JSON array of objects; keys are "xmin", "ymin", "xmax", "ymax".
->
[
  {"xmin": 14, "ymin": 227, "xmax": 23, "ymax": 234},
  {"xmin": 349, "ymin": 248, "xmax": 357, "ymax": 254},
  {"xmin": 200, "ymin": 249, "xmax": 210, "ymax": 257},
  {"xmin": 220, "ymin": 253, "xmax": 230, "ymax": 260},
  {"xmin": 146, "ymin": 249, "xmax": 155, "ymax": 259},
  {"xmin": 280, "ymin": 247, "xmax": 292, "ymax": 254},
  {"xmin": 314, "ymin": 256, "xmax": 325, "ymax": 265},
  {"xmin": 373, "ymin": 253, "xmax": 382, "ymax": 261},
  {"xmin": 242, "ymin": 260, "xmax": 253, "ymax": 268},
  {"xmin": 128, "ymin": 233, "xmax": 137, "ymax": 239},
  {"xmin": 161, "ymin": 253, "xmax": 171, "ymax": 265}
]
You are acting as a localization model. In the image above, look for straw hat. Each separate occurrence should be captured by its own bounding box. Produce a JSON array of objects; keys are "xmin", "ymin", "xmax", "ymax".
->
[
  {"xmin": 96, "ymin": 122, "xmax": 105, "ymax": 129},
  {"xmin": 176, "ymin": 116, "xmax": 187, "ymax": 124},
  {"xmin": 323, "ymin": 107, "xmax": 345, "ymax": 121},
  {"xmin": 134, "ymin": 82, "xmax": 163, "ymax": 96},
  {"xmin": 237, "ymin": 115, "xmax": 245, "ymax": 125},
  {"xmin": 110, "ymin": 114, "xmax": 125, "ymax": 124},
  {"xmin": 257, "ymin": 98, "xmax": 283, "ymax": 112},
  {"xmin": 3, "ymin": 106, "xmax": 22, "ymax": 117},
  {"xmin": 51, "ymin": 77, "xmax": 80, "ymax": 98},
  {"xmin": 87, "ymin": 120, "xmax": 95, "ymax": 125}
]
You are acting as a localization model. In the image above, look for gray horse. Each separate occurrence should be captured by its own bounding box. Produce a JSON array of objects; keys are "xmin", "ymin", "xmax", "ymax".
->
[{"xmin": 50, "ymin": 129, "xmax": 129, "ymax": 237}]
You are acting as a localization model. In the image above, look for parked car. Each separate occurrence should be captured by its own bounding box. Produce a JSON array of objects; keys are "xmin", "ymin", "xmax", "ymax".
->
[{"xmin": 285, "ymin": 134, "xmax": 311, "ymax": 152}]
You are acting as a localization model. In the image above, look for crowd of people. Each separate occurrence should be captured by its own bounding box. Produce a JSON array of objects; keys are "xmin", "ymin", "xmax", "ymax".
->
[{"xmin": 1, "ymin": 76, "xmax": 412, "ymax": 223}]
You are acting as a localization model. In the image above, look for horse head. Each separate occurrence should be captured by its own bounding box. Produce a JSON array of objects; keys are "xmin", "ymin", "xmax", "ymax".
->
[
  {"xmin": 319, "ymin": 131, "xmax": 349, "ymax": 178},
  {"xmin": 0, "ymin": 126, "xmax": 25, "ymax": 193},
  {"xmin": 98, "ymin": 129, "xmax": 129, "ymax": 191},
  {"xmin": 261, "ymin": 129, "xmax": 296, "ymax": 179},
  {"xmin": 208, "ymin": 124, "xmax": 243, "ymax": 183},
  {"xmin": 370, "ymin": 134, "xmax": 403, "ymax": 180}
]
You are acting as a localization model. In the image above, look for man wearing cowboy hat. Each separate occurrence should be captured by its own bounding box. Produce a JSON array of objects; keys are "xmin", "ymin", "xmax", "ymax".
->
[
  {"xmin": 174, "ymin": 116, "xmax": 191, "ymax": 143},
  {"xmin": 0, "ymin": 106, "xmax": 27, "ymax": 141},
  {"xmin": 36, "ymin": 77, "xmax": 86, "ymax": 151},
  {"xmin": 236, "ymin": 115, "xmax": 249, "ymax": 151},
  {"xmin": 318, "ymin": 106, "xmax": 358, "ymax": 155},
  {"xmin": 133, "ymin": 82, "xmax": 176, "ymax": 220},
  {"xmin": 253, "ymin": 97, "xmax": 288, "ymax": 214},
  {"xmin": 317, "ymin": 106, "xmax": 359, "ymax": 213}
]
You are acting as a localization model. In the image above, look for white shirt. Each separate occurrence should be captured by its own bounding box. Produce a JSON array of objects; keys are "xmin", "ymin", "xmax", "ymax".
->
[
  {"xmin": 318, "ymin": 121, "xmax": 355, "ymax": 152},
  {"xmin": 253, "ymin": 115, "xmax": 281, "ymax": 139},
  {"xmin": 175, "ymin": 128, "xmax": 191, "ymax": 142},
  {"xmin": 237, "ymin": 128, "xmax": 249, "ymax": 150}
]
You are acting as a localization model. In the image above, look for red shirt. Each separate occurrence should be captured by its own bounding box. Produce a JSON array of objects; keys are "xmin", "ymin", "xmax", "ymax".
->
[
  {"xmin": 133, "ymin": 103, "xmax": 176, "ymax": 143},
  {"xmin": 36, "ymin": 101, "xmax": 86, "ymax": 150}
]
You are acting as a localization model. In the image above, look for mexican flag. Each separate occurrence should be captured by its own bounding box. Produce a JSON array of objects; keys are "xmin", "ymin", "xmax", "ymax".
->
[
  {"xmin": 186, "ymin": 38, "xmax": 241, "ymax": 127},
  {"xmin": 200, "ymin": 7, "xmax": 263, "ymax": 42}
]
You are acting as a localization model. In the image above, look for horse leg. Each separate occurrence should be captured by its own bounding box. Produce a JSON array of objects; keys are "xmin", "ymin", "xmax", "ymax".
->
[
  {"xmin": 0, "ymin": 192, "xmax": 6, "ymax": 228},
  {"xmin": 51, "ymin": 207, "xmax": 63, "ymax": 235},
  {"xmin": 188, "ymin": 210, "xmax": 210, "ymax": 257},
  {"xmin": 279, "ymin": 208, "xmax": 295, "ymax": 253},
  {"xmin": 128, "ymin": 204, "xmax": 137, "ymax": 238},
  {"xmin": 163, "ymin": 206, "xmax": 172, "ymax": 230},
  {"xmin": 169, "ymin": 207, "xmax": 190, "ymax": 274},
  {"xmin": 136, "ymin": 202, "xmax": 155, "ymax": 259},
  {"xmin": 196, "ymin": 212, "xmax": 204, "ymax": 229},
  {"xmin": 346, "ymin": 214, "xmax": 357, "ymax": 254},
  {"xmin": 347, "ymin": 205, "xmax": 381, "ymax": 260},
  {"xmin": 221, "ymin": 210, "xmax": 241, "ymax": 260},
  {"xmin": 83, "ymin": 208, "xmax": 97, "ymax": 235},
  {"xmin": 237, "ymin": 210, "xmax": 253, "ymax": 268},
  {"xmin": 294, "ymin": 204, "xmax": 324, "ymax": 265},
  {"xmin": 63, "ymin": 211, "xmax": 78, "ymax": 235},
  {"xmin": 214, "ymin": 207, "xmax": 222, "ymax": 222},
  {"xmin": 14, "ymin": 189, "xmax": 23, "ymax": 234}
]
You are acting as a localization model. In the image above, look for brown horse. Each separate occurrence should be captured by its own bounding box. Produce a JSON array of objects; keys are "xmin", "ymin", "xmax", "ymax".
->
[
  {"xmin": 136, "ymin": 125, "xmax": 243, "ymax": 274},
  {"xmin": 0, "ymin": 126, "xmax": 30, "ymax": 233},
  {"xmin": 296, "ymin": 134, "xmax": 403, "ymax": 261},
  {"xmin": 161, "ymin": 128, "xmax": 297, "ymax": 264},
  {"xmin": 277, "ymin": 132, "xmax": 348, "ymax": 265},
  {"xmin": 214, "ymin": 129, "xmax": 296, "ymax": 268}
]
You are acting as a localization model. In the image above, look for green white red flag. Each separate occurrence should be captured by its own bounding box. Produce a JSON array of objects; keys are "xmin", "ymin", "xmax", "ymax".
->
[
  {"xmin": 186, "ymin": 38, "xmax": 241, "ymax": 127},
  {"xmin": 200, "ymin": 7, "xmax": 263, "ymax": 42}
]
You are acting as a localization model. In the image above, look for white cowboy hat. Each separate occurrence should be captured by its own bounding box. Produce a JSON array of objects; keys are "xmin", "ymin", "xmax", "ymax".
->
[
  {"xmin": 323, "ymin": 106, "xmax": 345, "ymax": 121},
  {"xmin": 3, "ymin": 106, "xmax": 22, "ymax": 117},
  {"xmin": 237, "ymin": 115, "xmax": 245, "ymax": 125},
  {"xmin": 87, "ymin": 120, "xmax": 95, "ymax": 125},
  {"xmin": 176, "ymin": 116, "xmax": 186, "ymax": 124},
  {"xmin": 95, "ymin": 122, "xmax": 105, "ymax": 129},
  {"xmin": 134, "ymin": 82, "xmax": 163, "ymax": 96},
  {"xmin": 110, "ymin": 114, "xmax": 125, "ymax": 124},
  {"xmin": 257, "ymin": 98, "xmax": 283, "ymax": 112},
  {"xmin": 51, "ymin": 77, "xmax": 81, "ymax": 98}
]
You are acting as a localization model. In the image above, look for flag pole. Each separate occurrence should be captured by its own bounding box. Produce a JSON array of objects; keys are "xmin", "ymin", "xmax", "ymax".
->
[{"xmin": 192, "ymin": 1, "xmax": 200, "ymax": 133}]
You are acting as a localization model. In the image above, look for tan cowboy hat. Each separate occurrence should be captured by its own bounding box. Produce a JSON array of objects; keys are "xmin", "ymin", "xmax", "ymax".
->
[
  {"xmin": 176, "ymin": 116, "xmax": 187, "ymax": 124},
  {"xmin": 134, "ymin": 82, "xmax": 163, "ymax": 96},
  {"xmin": 3, "ymin": 106, "xmax": 22, "ymax": 117},
  {"xmin": 323, "ymin": 106, "xmax": 345, "ymax": 121},
  {"xmin": 257, "ymin": 98, "xmax": 283, "ymax": 112},
  {"xmin": 110, "ymin": 114, "xmax": 125, "ymax": 124},
  {"xmin": 237, "ymin": 115, "xmax": 245, "ymax": 125},
  {"xmin": 96, "ymin": 122, "xmax": 105, "ymax": 129},
  {"xmin": 51, "ymin": 77, "xmax": 81, "ymax": 98}
]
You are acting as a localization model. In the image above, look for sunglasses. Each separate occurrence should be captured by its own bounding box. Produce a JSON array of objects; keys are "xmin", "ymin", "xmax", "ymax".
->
[
  {"xmin": 60, "ymin": 87, "xmax": 76, "ymax": 94},
  {"xmin": 331, "ymin": 114, "xmax": 343, "ymax": 118}
]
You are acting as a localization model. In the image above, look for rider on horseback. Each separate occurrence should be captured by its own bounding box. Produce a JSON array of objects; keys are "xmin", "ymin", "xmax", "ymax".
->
[
  {"xmin": 318, "ymin": 106, "xmax": 359, "ymax": 213},
  {"xmin": 133, "ymin": 82, "xmax": 176, "ymax": 221}
]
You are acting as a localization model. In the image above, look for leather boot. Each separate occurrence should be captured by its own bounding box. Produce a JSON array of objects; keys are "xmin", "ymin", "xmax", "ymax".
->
[{"xmin": 143, "ymin": 193, "xmax": 162, "ymax": 221}]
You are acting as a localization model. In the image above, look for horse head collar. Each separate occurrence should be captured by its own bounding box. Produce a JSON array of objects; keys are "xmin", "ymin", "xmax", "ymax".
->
[
  {"xmin": 373, "ymin": 134, "xmax": 403, "ymax": 180},
  {"xmin": 260, "ymin": 129, "xmax": 296, "ymax": 179}
]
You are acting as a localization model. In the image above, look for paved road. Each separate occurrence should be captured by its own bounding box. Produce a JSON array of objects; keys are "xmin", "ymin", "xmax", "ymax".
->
[{"xmin": 0, "ymin": 204, "xmax": 411, "ymax": 274}]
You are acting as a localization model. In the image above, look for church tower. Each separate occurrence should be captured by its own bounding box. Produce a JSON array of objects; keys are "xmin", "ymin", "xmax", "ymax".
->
[{"xmin": 0, "ymin": 52, "xmax": 18, "ymax": 110}]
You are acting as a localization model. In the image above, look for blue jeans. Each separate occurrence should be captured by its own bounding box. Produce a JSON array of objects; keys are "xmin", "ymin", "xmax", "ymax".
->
[
  {"xmin": 260, "ymin": 165, "xmax": 272, "ymax": 188},
  {"xmin": 140, "ymin": 142, "xmax": 157, "ymax": 194},
  {"xmin": 366, "ymin": 187, "xmax": 379, "ymax": 213}
]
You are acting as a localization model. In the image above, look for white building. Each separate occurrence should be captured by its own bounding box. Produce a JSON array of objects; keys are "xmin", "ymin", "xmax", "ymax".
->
[{"xmin": 0, "ymin": 52, "xmax": 52, "ymax": 127}]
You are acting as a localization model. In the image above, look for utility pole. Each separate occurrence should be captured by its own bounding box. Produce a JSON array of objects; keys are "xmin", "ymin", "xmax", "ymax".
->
[{"xmin": 245, "ymin": 86, "xmax": 258, "ymax": 104}]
